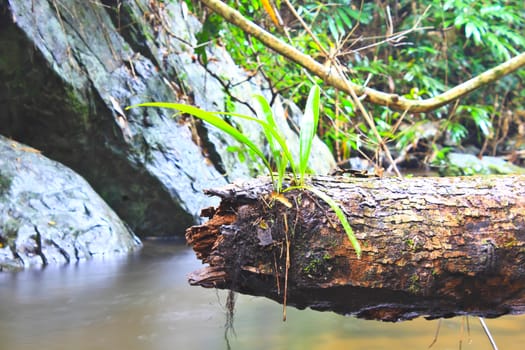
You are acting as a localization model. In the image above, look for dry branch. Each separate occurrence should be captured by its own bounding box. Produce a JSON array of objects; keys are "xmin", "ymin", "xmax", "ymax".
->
[{"xmin": 187, "ymin": 175, "xmax": 525, "ymax": 321}]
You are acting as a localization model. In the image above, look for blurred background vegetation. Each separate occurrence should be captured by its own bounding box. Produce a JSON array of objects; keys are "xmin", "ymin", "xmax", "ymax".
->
[{"xmin": 185, "ymin": 0, "xmax": 525, "ymax": 174}]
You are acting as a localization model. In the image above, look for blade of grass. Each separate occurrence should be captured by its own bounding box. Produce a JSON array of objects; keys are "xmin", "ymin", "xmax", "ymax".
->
[
  {"xmin": 307, "ymin": 186, "xmax": 362, "ymax": 258},
  {"xmin": 253, "ymin": 95, "xmax": 286, "ymax": 191},
  {"xmin": 253, "ymin": 95, "xmax": 297, "ymax": 191},
  {"xmin": 208, "ymin": 109, "xmax": 297, "ymax": 179},
  {"xmin": 299, "ymin": 85, "xmax": 320, "ymax": 185},
  {"xmin": 127, "ymin": 102, "xmax": 273, "ymax": 180}
]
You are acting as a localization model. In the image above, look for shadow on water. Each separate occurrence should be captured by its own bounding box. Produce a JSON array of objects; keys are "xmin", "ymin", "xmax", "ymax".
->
[{"xmin": 1, "ymin": 240, "xmax": 524, "ymax": 350}]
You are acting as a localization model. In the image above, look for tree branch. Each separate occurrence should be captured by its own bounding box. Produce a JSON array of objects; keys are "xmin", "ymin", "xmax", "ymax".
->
[{"xmin": 200, "ymin": 0, "xmax": 525, "ymax": 113}]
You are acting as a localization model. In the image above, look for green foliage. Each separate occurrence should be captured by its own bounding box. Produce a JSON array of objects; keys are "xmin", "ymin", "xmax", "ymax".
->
[
  {"xmin": 252, "ymin": 94, "xmax": 296, "ymax": 192},
  {"xmin": 298, "ymin": 1, "xmax": 373, "ymax": 42},
  {"xmin": 443, "ymin": 120, "xmax": 468, "ymax": 145},
  {"xmin": 443, "ymin": 0, "xmax": 525, "ymax": 61},
  {"xmin": 307, "ymin": 186, "xmax": 361, "ymax": 258},
  {"xmin": 195, "ymin": 13, "xmax": 223, "ymax": 65},
  {"xmin": 127, "ymin": 101, "xmax": 273, "ymax": 176},
  {"xmin": 190, "ymin": 0, "xmax": 524, "ymax": 167},
  {"xmin": 298, "ymin": 85, "xmax": 320, "ymax": 185},
  {"xmin": 457, "ymin": 105, "xmax": 493, "ymax": 138},
  {"xmin": 430, "ymin": 145, "xmax": 452, "ymax": 169}
]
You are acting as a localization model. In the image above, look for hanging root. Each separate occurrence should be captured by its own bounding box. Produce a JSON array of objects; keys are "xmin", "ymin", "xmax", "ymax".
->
[
  {"xmin": 282, "ymin": 213, "xmax": 290, "ymax": 321},
  {"xmin": 428, "ymin": 318, "xmax": 442, "ymax": 348}
]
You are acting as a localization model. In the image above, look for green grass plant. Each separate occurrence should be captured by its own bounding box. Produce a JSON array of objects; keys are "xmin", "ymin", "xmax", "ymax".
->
[
  {"xmin": 298, "ymin": 85, "xmax": 320, "ymax": 186},
  {"xmin": 252, "ymin": 94, "xmax": 294, "ymax": 192},
  {"xmin": 127, "ymin": 85, "xmax": 361, "ymax": 257},
  {"xmin": 307, "ymin": 187, "xmax": 362, "ymax": 258},
  {"xmin": 127, "ymin": 101, "xmax": 273, "ymax": 175}
]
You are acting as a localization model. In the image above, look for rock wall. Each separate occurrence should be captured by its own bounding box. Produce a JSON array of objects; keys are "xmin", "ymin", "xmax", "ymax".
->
[{"xmin": 0, "ymin": 0, "xmax": 335, "ymax": 237}]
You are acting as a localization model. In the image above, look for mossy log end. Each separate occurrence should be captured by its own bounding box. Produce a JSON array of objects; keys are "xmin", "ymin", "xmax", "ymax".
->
[{"xmin": 186, "ymin": 175, "xmax": 525, "ymax": 321}]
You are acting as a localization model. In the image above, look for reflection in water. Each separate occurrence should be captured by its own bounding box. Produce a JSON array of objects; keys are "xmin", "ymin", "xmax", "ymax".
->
[{"xmin": 1, "ymin": 240, "xmax": 524, "ymax": 350}]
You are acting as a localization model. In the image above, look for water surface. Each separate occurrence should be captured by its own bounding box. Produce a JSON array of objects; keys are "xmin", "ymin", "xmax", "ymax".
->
[{"xmin": 1, "ymin": 241, "xmax": 523, "ymax": 349}]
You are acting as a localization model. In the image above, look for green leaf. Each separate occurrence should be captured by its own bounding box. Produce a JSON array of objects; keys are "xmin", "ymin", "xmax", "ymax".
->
[
  {"xmin": 465, "ymin": 22, "xmax": 476, "ymax": 41},
  {"xmin": 328, "ymin": 18, "xmax": 339, "ymax": 41},
  {"xmin": 337, "ymin": 8, "xmax": 353, "ymax": 29},
  {"xmin": 342, "ymin": 7, "xmax": 364, "ymax": 22},
  {"xmin": 480, "ymin": 5, "xmax": 502, "ymax": 16},
  {"xmin": 127, "ymin": 102, "xmax": 273, "ymax": 178},
  {"xmin": 252, "ymin": 95, "xmax": 295, "ymax": 191},
  {"xmin": 307, "ymin": 186, "xmax": 361, "ymax": 259},
  {"xmin": 298, "ymin": 85, "xmax": 320, "ymax": 185},
  {"xmin": 334, "ymin": 13, "xmax": 344, "ymax": 35}
]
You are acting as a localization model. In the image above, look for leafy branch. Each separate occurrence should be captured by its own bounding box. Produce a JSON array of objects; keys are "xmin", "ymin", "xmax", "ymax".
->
[{"xmin": 199, "ymin": 0, "xmax": 525, "ymax": 113}]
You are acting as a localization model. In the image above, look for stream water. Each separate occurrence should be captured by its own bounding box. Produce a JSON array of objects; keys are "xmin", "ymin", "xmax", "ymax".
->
[{"xmin": 1, "ymin": 240, "xmax": 524, "ymax": 350}]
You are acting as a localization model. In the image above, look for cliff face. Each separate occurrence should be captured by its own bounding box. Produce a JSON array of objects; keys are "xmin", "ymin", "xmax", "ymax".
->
[{"xmin": 0, "ymin": 0, "xmax": 335, "ymax": 238}]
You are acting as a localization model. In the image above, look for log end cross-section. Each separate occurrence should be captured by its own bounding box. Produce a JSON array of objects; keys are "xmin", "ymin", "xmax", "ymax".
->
[{"xmin": 186, "ymin": 175, "xmax": 525, "ymax": 321}]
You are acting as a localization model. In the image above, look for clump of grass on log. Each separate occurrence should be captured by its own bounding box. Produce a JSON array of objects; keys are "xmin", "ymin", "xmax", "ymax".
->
[{"xmin": 127, "ymin": 85, "xmax": 361, "ymax": 257}]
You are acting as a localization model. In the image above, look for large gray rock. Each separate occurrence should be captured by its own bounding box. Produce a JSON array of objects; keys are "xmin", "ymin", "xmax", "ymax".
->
[
  {"xmin": 0, "ymin": 0, "xmax": 335, "ymax": 237},
  {"xmin": 0, "ymin": 136, "xmax": 141, "ymax": 271}
]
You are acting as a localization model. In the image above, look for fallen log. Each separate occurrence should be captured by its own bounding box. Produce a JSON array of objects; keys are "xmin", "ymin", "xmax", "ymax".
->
[{"xmin": 186, "ymin": 175, "xmax": 525, "ymax": 321}]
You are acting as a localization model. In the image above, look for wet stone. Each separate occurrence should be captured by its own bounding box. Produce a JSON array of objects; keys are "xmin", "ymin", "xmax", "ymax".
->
[{"xmin": 0, "ymin": 136, "xmax": 141, "ymax": 270}]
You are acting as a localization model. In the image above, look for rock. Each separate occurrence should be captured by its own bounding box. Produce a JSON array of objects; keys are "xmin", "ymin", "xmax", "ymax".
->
[
  {"xmin": 0, "ymin": 136, "xmax": 141, "ymax": 271},
  {"xmin": 1, "ymin": 0, "xmax": 225, "ymax": 237},
  {"xmin": 0, "ymin": 0, "xmax": 335, "ymax": 237},
  {"xmin": 442, "ymin": 152, "xmax": 525, "ymax": 176}
]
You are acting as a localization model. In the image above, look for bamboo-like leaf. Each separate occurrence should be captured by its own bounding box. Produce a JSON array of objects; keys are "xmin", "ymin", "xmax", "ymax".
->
[
  {"xmin": 299, "ymin": 85, "xmax": 320, "ymax": 184},
  {"xmin": 253, "ymin": 95, "xmax": 286, "ymax": 191},
  {"xmin": 127, "ymin": 102, "xmax": 273, "ymax": 177},
  {"xmin": 307, "ymin": 186, "xmax": 362, "ymax": 258},
  {"xmin": 252, "ymin": 95, "xmax": 298, "ymax": 190},
  {"xmin": 212, "ymin": 107, "xmax": 296, "ymax": 175}
]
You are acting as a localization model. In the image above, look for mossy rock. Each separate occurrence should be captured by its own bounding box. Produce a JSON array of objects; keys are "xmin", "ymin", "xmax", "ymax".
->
[
  {"xmin": 441, "ymin": 152, "xmax": 525, "ymax": 176},
  {"xmin": 0, "ymin": 170, "xmax": 13, "ymax": 196}
]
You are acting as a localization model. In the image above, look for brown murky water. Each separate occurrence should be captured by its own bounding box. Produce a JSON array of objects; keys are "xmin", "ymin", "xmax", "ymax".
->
[{"xmin": 1, "ymin": 240, "xmax": 523, "ymax": 350}]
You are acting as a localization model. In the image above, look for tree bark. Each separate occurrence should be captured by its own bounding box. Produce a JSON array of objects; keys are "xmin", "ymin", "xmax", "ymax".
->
[{"xmin": 187, "ymin": 175, "xmax": 525, "ymax": 321}]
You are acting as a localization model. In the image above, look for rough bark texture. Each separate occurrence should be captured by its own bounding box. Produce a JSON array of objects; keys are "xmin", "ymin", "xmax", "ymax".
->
[{"xmin": 187, "ymin": 175, "xmax": 525, "ymax": 321}]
